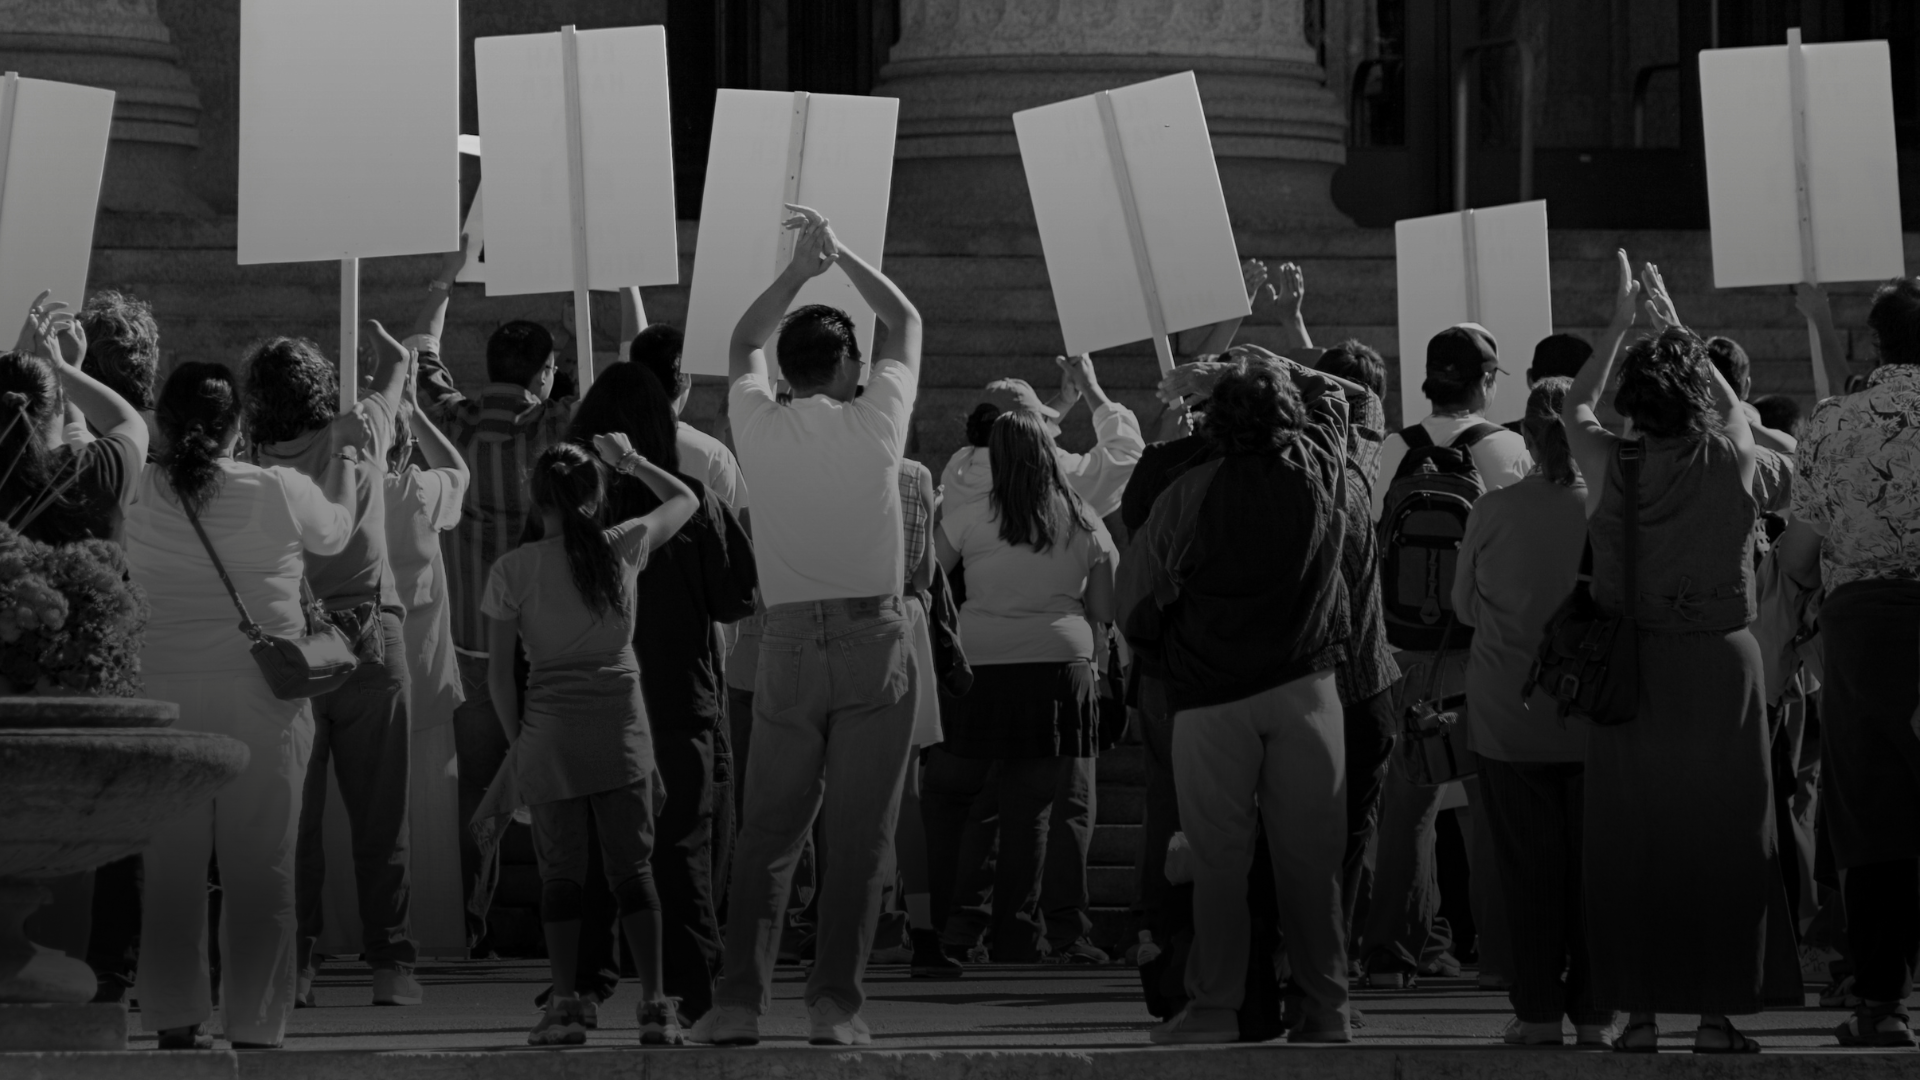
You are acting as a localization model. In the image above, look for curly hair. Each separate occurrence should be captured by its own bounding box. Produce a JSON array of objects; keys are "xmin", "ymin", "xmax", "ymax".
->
[
  {"xmin": 1613, "ymin": 328, "xmax": 1720, "ymax": 442},
  {"xmin": 1201, "ymin": 358, "xmax": 1306, "ymax": 456},
  {"xmin": 79, "ymin": 290, "xmax": 160, "ymax": 411},
  {"xmin": 1868, "ymin": 277, "xmax": 1920, "ymax": 367},
  {"xmin": 241, "ymin": 337, "xmax": 337, "ymax": 447},
  {"xmin": 1316, "ymin": 339, "xmax": 1386, "ymax": 398}
]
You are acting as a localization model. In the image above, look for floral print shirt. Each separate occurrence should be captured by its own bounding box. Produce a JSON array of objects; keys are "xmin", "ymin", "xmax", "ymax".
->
[{"xmin": 1793, "ymin": 364, "xmax": 1920, "ymax": 590}]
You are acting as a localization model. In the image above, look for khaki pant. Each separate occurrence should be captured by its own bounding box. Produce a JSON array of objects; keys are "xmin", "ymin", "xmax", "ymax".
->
[
  {"xmin": 1172, "ymin": 670, "xmax": 1350, "ymax": 1032},
  {"xmin": 138, "ymin": 672, "xmax": 312, "ymax": 1045}
]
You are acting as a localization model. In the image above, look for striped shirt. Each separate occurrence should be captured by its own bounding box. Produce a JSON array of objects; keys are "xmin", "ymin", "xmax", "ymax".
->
[
  {"xmin": 417, "ymin": 341, "xmax": 576, "ymax": 651},
  {"xmin": 900, "ymin": 458, "xmax": 932, "ymax": 583}
]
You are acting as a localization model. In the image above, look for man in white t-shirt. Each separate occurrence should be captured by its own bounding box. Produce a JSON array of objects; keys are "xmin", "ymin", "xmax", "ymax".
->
[
  {"xmin": 1369, "ymin": 323, "xmax": 1532, "ymax": 519},
  {"xmin": 692, "ymin": 205, "xmax": 923, "ymax": 1049}
]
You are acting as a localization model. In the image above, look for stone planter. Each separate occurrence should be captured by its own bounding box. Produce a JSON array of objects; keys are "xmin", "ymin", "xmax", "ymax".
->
[{"xmin": 0, "ymin": 696, "xmax": 246, "ymax": 1047}]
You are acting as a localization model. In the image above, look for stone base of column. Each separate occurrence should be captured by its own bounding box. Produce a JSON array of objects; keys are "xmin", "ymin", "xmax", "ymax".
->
[{"xmin": 0, "ymin": 1003, "xmax": 126, "ymax": 1051}]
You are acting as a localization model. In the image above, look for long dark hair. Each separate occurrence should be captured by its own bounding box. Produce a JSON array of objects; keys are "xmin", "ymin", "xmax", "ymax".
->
[
  {"xmin": 988, "ymin": 410, "xmax": 1086, "ymax": 553},
  {"xmin": 1521, "ymin": 376, "xmax": 1578, "ymax": 487},
  {"xmin": 526, "ymin": 442, "xmax": 625, "ymax": 619},
  {"xmin": 568, "ymin": 361, "xmax": 684, "ymax": 525},
  {"xmin": 0, "ymin": 350, "xmax": 98, "ymax": 543},
  {"xmin": 156, "ymin": 362, "xmax": 241, "ymax": 515},
  {"xmin": 1614, "ymin": 328, "xmax": 1720, "ymax": 442}
]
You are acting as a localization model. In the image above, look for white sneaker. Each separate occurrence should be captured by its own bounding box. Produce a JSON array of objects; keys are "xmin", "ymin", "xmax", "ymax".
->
[
  {"xmin": 1502, "ymin": 1016, "xmax": 1564, "ymax": 1046},
  {"xmin": 372, "ymin": 969, "xmax": 423, "ymax": 1006},
  {"xmin": 528, "ymin": 995, "xmax": 587, "ymax": 1046},
  {"xmin": 688, "ymin": 1003, "xmax": 760, "ymax": 1046},
  {"xmin": 1576, "ymin": 1019, "xmax": 1621, "ymax": 1047},
  {"xmin": 808, "ymin": 997, "xmax": 873, "ymax": 1046}
]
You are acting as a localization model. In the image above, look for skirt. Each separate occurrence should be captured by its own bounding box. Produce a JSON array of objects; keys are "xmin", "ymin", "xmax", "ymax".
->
[
  {"xmin": 944, "ymin": 660, "xmax": 1098, "ymax": 761},
  {"xmin": 1583, "ymin": 626, "xmax": 1798, "ymax": 1014}
]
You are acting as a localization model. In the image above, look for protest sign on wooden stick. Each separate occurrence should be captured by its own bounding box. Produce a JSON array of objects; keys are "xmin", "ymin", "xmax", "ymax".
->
[
  {"xmin": 0, "ymin": 73, "xmax": 113, "ymax": 337},
  {"xmin": 1394, "ymin": 200, "xmax": 1552, "ymax": 426},
  {"xmin": 682, "ymin": 89, "xmax": 898, "ymax": 379},
  {"xmin": 1700, "ymin": 32, "xmax": 1904, "ymax": 398},
  {"xmin": 455, "ymin": 136, "xmax": 486, "ymax": 285},
  {"xmin": 475, "ymin": 24, "xmax": 678, "ymax": 391},
  {"xmin": 1014, "ymin": 72, "xmax": 1247, "ymax": 375}
]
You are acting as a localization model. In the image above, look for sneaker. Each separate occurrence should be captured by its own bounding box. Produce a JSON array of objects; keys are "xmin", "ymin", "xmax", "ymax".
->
[
  {"xmin": 528, "ymin": 995, "xmax": 587, "ymax": 1046},
  {"xmin": 869, "ymin": 942, "xmax": 914, "ymax": 964},
  {"xmin": 1365, "ymin": 969, "xmax": 1417, "ymax": 990},
  {"xmin": 579, "ymin": 994, "xmax": 600, "ymax": 1029},
  {"xmin": 910, "ymin": 929, "xmax": 963, "ymax": 979},
  {"xmin": 808, "ymin": 997, "xmax": 873, "ymax": 1046},
  {"xmin": 294, "ymin": 971, "xmax": 316, "ymax": 1009},
  {"xmin": 638, "ymin": 997, "xmax": 687, "ymax": 1046},
  {"xmin": 157, "ymin": 1024, "xmax": 214, "ymax": 1050},
  {"xmin": 1046, "ymin": 939, "xmax": 1110, "ymax": 965},
  {"xmin": 688, "ymin": 1003, "xmax": 760, "ymax": 1046},
  {"xmin": 372, "ymin": 968, "xmax": 424, "ymax": 1006},
  {"xmin": 1799, "ymin": 943, "xmax": 1843, "ymax": 982},
  {"xmin": 1576, "ymin": 1019, "xmax": 1621, "ymax": 1047},
  {"xmin": 1419, "ymin": 952, "xmax": 1464, "ymax": 979},
  {"xmin": 1502, "ymin": 1016, "xmax": 1564, "ymax": 1046},
  {"xmin": 1150, "ymin": 1005, "xmax": 1239, "ymax": 1045},
  {"xmin": 966, "ymin": 944, "xmax": 991, "ymax": 965},
  {"xmin": 1820, "ymin": 974, "xmax": 1862, "ymax": 1009}
]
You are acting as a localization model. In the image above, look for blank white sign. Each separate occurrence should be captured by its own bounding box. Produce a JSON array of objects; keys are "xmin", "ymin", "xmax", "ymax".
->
[
  {"xmin": 1394, "ymin": 201, "xmax": 1552, "ymax": 426},
  {"xmin": 1700, "ymin": 40, "xmax": 1905, "ymax": 288},
  {"xmin": 238, "ymin": 0, "xmax": 460, "ymax": 264},
  {"xmin": 474, "ymin": 25, "xmax": 679, "ymax": 297},
  {"xmin": 682, "ymin": 90, "xmax": 898, "ymax": 378},
  {"xmin": 1014, "ymin": 72, "xmax": 1248, "ymax": 358},
  {"xmin": 0, "ymin": 77, "xmax": 113, "ymax": 334}
]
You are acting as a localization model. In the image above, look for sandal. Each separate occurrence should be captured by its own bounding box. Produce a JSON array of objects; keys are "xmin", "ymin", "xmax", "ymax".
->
[
  {"xmin": 1611, "ymin": 1019, "xmax": 1659, "ymax": 1053},
  {"xmin": 1694, "ymin": 1017, "xmax": 1762, "ymax": 1055},
  {"xmin": 1836, "ymin": 1003, "xmax": 1917, "ymax": 1048}
]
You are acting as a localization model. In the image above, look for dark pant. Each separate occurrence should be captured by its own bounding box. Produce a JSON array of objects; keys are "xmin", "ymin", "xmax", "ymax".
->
[
  {"xmin": 296, "ymin": 611, "xmax": 415, "ymax": 973},
  {"xmin": 1845, "ymin": 859, "xmax": 1920, "ymax": 1003},
  {"xmin": 1479, "ymin": 758, "xmax": 1608, "ymax": 1025},
  {"xmin": 922, "ymin": 747, "xmax": 1056, "ymax": 959},
  {"xmin": 921, "ymin": 741, "xmax": 994, "ymax": 946},
  {"xmin": 1133, "ymin": 675, "xmax": 1178, "ymax": 929},
  {"xmin": 453, "ymin": 651, "xmax": 510, "ymax": 950},
  {"xmin": 1042, "ymin": 757, "xmax": 1096, "ymax": 950},
  {"xmin": 649, "ymin": 715, "xmax": 724, "ymax": 1020},
  {"xmin": 1342, "ymin": 689, "xmax": 1397, "ymax": 944}
]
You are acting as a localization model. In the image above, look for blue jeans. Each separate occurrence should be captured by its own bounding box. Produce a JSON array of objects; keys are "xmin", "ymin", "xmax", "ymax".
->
[{"xmin": 715, "ymin": 596, "xmax": 919, "ymax": 1014}]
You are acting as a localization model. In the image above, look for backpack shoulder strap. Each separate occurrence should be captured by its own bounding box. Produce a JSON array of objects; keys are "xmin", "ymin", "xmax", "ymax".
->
[
  {"xmin": 1450, "ymin": 422, "xmax": 1506, "ymax": 451},
  {"xmin": 1398, "ymin": 424, "xmax": 1434, "ymax": 450}
]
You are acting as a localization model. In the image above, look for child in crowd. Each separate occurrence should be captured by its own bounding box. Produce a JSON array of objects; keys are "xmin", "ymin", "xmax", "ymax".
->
[{"xmin": 481, "ymin": 436, "xmax": 697, "ymax": 1045}]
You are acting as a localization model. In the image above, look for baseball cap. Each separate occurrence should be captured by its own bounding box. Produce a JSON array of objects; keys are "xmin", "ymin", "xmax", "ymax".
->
[
  {"xmin": 1426, "ymin": 323, "xmax": 1504, "ymax": 387},
  {"xmin": 982, "ymin": 378, "xmax": 1060, "ymax": 420}
]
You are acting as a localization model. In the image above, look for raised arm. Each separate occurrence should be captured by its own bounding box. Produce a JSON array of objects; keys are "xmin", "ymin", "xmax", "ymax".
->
[
  {"xmin": 619, "ymin": 286, "xmax": 647, "ymax": 357},
  {"xmin": 364, "ymin": 319, "xmax": 411, "ymax": 408},
  {"xmin": 1795, "ymin": 283, "xmax": 1850, "ymax": 403},
  {"xmin": 592, "ymin": 431, "xmax": 697, "ymax": 553},
  {"xmin": 1566, "ymin": 250, "xmax": 1638, "ymax": 515},
  {"xmin": 35, "ymin": 309, "xmax": 148, "ymax": 463},
  {"xmin": 729, "ymin": 213, "xmax": 839, "ymax": 383},
  {"xmin": 799, "ymin": 205, "xmax": 923, "ymax": 379},
  {"xmin": 410, "ymin": 242, "xmax": 468, "ymax": 341},
  {"xmin": 405, "ymin": 396, "xmax": 468, "ymax": 490},
  {"xmin": 1705, "ymin": 354, "xmax": 1759, "ymax": 494}
]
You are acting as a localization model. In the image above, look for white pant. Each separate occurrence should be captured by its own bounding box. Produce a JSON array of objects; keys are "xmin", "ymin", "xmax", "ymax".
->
[{"xmin": 137, "ymin": 672, "xmax": 311, "ymax": 1045}]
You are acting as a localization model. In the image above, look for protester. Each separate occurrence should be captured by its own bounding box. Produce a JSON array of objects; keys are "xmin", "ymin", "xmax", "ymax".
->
[
  {"xmin": 1120, "ymin": 353, "xmax": 1360, "ymax": 1045},
  {"xmin": 125, "ymin": 361, "xmax": 354, "ymax": 1049},
  {"xmin": 1791, "ymin": 278, "xmax": 1920, "ymax": 1048},
  {"xmin": 1563, "ymin": 252, "xmax": 1776, "ymax": 1053},
  {"xmin": 77, "ymin": 289, "xmax": 160, "ymax": 441},
  {"xmin": 692, "ymin": 205, "xmax": 923, "ymax": 1047},
  {"xmin": 942, "ymin": 357, "xmax": 1143, "ymax": 524},
  {"xmin": 479, "ymin": 436, "xmax": 698, "ymax": 1045},
  {"xmin": 1452, "ymin": 377, "xmax": 1612, "ymax": 1047},
  {"xmin": 566, "ymin": 360, "xmax": 756, "ymax": 1023},
  {"xmin": 414, "ymin": 259, "xmax": 576, "ymax": 954},
  {"xmin": 244, "ymin": 323, "xmax": 419, "ymax": 1007},
  {"xmin": 620, "ymin": 292, "xmax": 749, "ymax": 516},
  {"xmin": 932, "ymin": 409, "xmax": 1116, "ymax": 961}
]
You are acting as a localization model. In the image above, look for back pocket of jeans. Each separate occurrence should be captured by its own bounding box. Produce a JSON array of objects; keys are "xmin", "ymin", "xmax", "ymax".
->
[
  {"xmin": 755, "ymin": 638, "xmax": 804, "ymax": 706},
  {"xmin": 830, "ymin": 622, "xmax": 910, "ymax": 708}
]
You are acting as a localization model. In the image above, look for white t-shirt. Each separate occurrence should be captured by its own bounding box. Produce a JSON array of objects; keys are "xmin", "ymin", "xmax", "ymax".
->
[
  {"xmin": 1370, "ymin": 413, "xmax": 1534, "ymax": 521},
  {"xmin": 727, "ymin": 360, "xmax": 916, "ymax": 607},
  {"xmin": 946, "ymin": 499, "xmax": 1116, "ymax": 665},
  {"xmin": 677, "ymin": 421, "xmax": 748, "ymax": 511},
  {"xmin": 125, "ymin": 460, "xmax": 354, "ymax": 676},
  {"xmin": 383, "ymin": 465, "xmax": 467, "ymax": 612}
]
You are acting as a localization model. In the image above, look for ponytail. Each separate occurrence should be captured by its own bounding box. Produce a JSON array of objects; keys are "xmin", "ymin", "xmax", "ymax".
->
[
  {"xmin": 156, "ymin": 361, "xmax": 241, "ymax": 515},
  {"xmin": 1521, "ymin": 376, "xmax": 1579, "ymax": 487},
  {"xmin": 528, "ymin": 442, "xmax": 626, "ymax": 619}
]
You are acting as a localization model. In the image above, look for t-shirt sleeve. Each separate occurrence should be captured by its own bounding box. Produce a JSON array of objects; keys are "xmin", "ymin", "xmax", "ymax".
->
[
  {"xmin": 1476, "ymin": 431, "xmax": 1535, "ymax": 492},
  {"xmin": 415, "ymin": 466, "xmax": 468, "ymax": 532},
  {"xmin": 606, "ymin": 518, "xmax": 654, "ymax": 571},
  {"xmin": 727, "ymin": 374, "xmax": 776, "ymax": 457},
  {"xmin": 858, "ymin": 360, "xmax": 917, "ymax": 456},
  {"xmin": 277, "ymin": 467, "xmax": 355, "ymax": 556},
  {"xmin": 80, "ymin": 431, "xmax": 141, "ymax": 508},
  {"xmin": 478, "ymin": 555, "xmax": 520, "ymax": 620},
  {"xmin": 340, "ymin": 391, "xmax": 398, "ymax": 462}
]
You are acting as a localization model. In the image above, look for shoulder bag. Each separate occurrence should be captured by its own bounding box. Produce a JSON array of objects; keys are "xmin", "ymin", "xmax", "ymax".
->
[
  {"xmin": 1523, "ymin": 440, "xmax": 1643, "ymax": 726},
  {"xmin": 1397, "ymin": 616, "xmax": 1478, "ymax": 786},
  {"xmin": 183, "ymin": 502, "xmax": 359, "ymax": 701}
]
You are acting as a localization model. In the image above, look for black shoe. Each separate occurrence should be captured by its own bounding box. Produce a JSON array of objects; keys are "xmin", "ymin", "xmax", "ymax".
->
[
  {"xmin": 157, "ymin": 1024, "xmax": 213, "ymax": 1050},
  {"xmin": 910, "ymin": 929, "xmax": 964, "ymax": 979}
]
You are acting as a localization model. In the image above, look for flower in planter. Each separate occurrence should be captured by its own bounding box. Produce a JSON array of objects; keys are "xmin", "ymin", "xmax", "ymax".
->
[{"xmin": 0, "ymin": 523, "xmax": 146, "ymax": 697}]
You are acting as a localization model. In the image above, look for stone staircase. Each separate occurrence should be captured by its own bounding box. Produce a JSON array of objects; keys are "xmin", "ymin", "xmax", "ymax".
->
[{"xmin": 86, "ymin": 214, "xmax": 1914, "ymax": 959}]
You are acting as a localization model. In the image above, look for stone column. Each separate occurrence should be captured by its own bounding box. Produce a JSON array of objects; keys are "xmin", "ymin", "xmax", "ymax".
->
[
  {"xmin": 0, "ymin": 0, "xmax": 208, "ymax": 216},
  {"xmin": 874, "ymin": 0, "xmax": 1350, "ymax": 241}
]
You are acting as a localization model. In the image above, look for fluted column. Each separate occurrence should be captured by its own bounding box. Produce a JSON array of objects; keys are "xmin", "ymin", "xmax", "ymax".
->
[
  {"xmin": 875, "ymin": 0, "xmax": 1350, "ymax": 240},
  {"xmin": 0, "ymin": 0, "xmax": 208, "ymax": 216}
]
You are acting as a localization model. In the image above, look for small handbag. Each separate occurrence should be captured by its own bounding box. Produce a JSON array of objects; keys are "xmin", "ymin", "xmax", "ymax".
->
[
  {"xmin": 184, "ymin": 502, "xmax": 359, "ymax": 701},
  {"xmin": 1523, "ymin": 441, "xmax": 1644, "ymax": 727},
  {"xmin": 1397, "ymin": 618, "xmax": 1478, "ymax": 786}
]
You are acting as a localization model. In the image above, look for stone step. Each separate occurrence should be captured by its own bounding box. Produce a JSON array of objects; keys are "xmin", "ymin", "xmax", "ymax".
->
[
  {"xmin": 1089, "ymin": 865, "xmax": 1134, "ymax": 908},
  {"xmin": 1095, "ymin": 785, "xmax": 1143, "ymax": 828},
  {"xmin": 1090, "ymin": 822, "xmax": 1140, "ymax": 868}
]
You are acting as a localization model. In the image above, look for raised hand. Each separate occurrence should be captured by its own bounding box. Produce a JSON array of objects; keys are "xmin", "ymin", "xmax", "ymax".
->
[
  {"xmin": 1275, "ymin": 262, "xmax": 1306, "ymax": 317},
  {"xmin": 1052, "ymin": 355, "xmax": 1083, "ymax": 411},
  {"xmin": 1610, "ymin": 249, "xmax": 1642, "ymax": 329},
  {"xmin": 438, "ymin": 235, "xmax": 471, "ymax": 283},
  {"xmin": 1640, "ymin": 262, "xmax": 1680, "ymax": 330},
  {"xmin": 782, "ymin": 203, "xmax": 841, "ymax": 279},
  {"xmin": 592, "ymin": 431, "xmax": 637, "ymax": 467},
  {"xmin": 1242, "ymin": 259, "xmax": 1277, "ymax": 309},
  {"xmin": 1794, "ymin": 281, "xmax": 1831, "ymax": 323},
  {"xmin": 1158, "ymin": 358, "xmax": 1235, "ymax": 406}
]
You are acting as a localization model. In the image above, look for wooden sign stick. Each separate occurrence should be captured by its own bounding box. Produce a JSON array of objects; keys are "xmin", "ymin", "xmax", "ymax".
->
[
  {"xmin": 1096, "ymin": 90, "xmax": 1174, "ymax": 376},
  {"xmin": 338, "ymin": 258, "xmax": 358, "ymax": 411},
  {"xmin": 560, "ymin": 25, "xmax": 595, "ymax": 392},
  {"xmin": 1786, "ymin": 27, "xmax": 1831, "ymax": 400},
  {"xmin": 0, "ymin": 75, "xmax": 18, "ymax": 246},
  {"xmin": 776, "ymin": 91, "xmax": 811, "ymax": 272},
  {"xmin": 1460, "ymin": 208, "xmax": 1482, "ymax": 324}
]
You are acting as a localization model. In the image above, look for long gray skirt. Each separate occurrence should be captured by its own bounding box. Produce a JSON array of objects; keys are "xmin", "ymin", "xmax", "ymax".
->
[{"xmin": 1583, "ymin": 626, "xmax": 1797, "ymax": 1014}]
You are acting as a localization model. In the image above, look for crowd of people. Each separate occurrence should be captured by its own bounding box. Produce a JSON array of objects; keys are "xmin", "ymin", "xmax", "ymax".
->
[{"xmin": 4, "ymin": 207, "xmax": 1919, "ymax": 1053}]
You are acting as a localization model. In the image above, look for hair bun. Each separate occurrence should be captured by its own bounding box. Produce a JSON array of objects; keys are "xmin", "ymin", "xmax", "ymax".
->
[{"xmin": 0, "ymin": 390, "xmax": 29, "ymax": 412}]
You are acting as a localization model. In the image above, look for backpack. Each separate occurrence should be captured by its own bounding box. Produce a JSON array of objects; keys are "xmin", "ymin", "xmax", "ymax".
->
[{"xmin": 1377, "ymin": 422, "xmax": 1504, "ymax": 652}]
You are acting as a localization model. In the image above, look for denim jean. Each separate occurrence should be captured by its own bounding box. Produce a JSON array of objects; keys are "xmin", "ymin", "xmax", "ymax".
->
[
  {"xmin": 919, "ymin": 750, "xmax": 1056, "ymax": 959},
  {"xmin": 1132, "ymin": 675, "xmax": 1178, "ymax": 927},
  {"xmin": 1360, "ymin": 650, "xmax": 1464, "ymax": 976},
  {"xmin": 296, "ymin": 611, "xmax": 416, "ymax": 974},
  {"xmin": 453, "ymin": 651, "xmax": 510, "ymax": 950},
  {"xmin": 1342, "ymin": 689, "xmax": 1398, "ymax": 944},
  {"xmin": 715, "ymin": 596, "xmax": 919, "ymax": 1014},
  {"xmin": 1042, "ymin": 756, "xmax": 1097, "ymax": 950}
]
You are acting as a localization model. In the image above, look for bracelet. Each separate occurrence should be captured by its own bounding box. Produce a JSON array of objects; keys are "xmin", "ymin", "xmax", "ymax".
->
[
  {"xmin": 426, "ymin": 280, "xmax": 451, "ymax": 293},
  {"xmin": 618, "ymin": 450, "xmax": 646, "ymax": 474}
]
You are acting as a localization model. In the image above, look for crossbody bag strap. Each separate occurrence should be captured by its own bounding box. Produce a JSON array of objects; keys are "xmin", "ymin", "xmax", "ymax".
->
[
  {"xmin": 182, "ymin": 501, "xmax": 268, "ymax": 643},
  {"xmin": 1619, "ymin": 441, "xmax": 1643, "ymax": 621}
]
